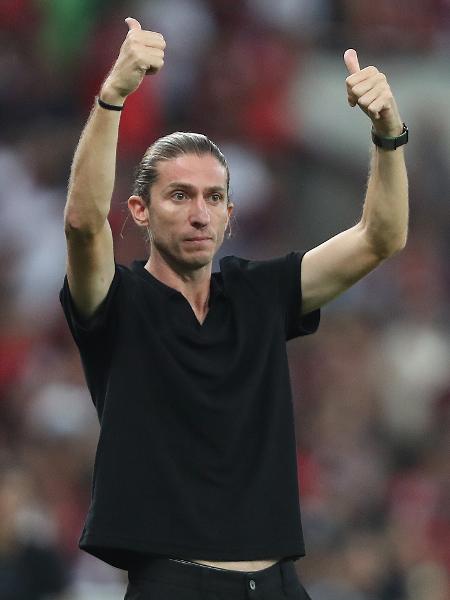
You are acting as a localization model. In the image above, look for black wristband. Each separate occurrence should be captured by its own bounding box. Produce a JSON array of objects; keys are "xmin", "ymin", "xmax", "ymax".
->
[
  {"xmin": 371, "ymin": 123, "xmax": 408, "ymax": 150},
  {"xmin": 96, "ymin": 96, "xmax": 124, "ymax": 111}
]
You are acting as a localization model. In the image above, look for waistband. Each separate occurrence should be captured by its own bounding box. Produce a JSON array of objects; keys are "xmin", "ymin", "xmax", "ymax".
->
[{"xmin": 128, "ymin": 556, "xmax": 298, "ymax": 593}]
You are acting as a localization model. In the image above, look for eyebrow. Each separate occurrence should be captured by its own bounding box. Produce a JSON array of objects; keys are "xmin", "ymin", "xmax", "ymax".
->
[{"xmin": 164, "ymin": 182, "xmax": 226, "ymax": 193}]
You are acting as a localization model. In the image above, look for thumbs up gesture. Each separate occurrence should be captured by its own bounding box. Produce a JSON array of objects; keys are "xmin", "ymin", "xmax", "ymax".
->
[
  {"xmin": 344, "ymin": 49, "xmax": 403, "ymax": 138},
  {"xmin": 100, "ymin": 18, "xmax": 166, "ymax": 105}
]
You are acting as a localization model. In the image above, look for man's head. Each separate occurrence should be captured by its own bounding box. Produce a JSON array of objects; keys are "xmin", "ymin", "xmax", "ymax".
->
[{"xmin": 128, "ymin": 132, "xmax": 233, "ymax": 271}]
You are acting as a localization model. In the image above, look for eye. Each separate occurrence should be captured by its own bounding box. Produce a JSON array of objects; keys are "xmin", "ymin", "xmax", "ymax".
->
[
  {"xmin": 172, "ymin": 191, "xmax": 187, "ymax": 201},
  {"xmin": 210, "ymin": 193, "xmax": 223, "ymax": 203}
]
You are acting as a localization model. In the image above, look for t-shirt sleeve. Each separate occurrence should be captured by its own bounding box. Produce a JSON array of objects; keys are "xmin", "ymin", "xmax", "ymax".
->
[
  {"xmin": 233, "ymin": 252, "xmax": 320, "ymax": 340},
  {"xmin": 282, "ymin": 251, "xmax": 320, "ymax": 340},
  {"xmin": 59, "ymin": 264, "xmax": 122, "ymax": 347}
]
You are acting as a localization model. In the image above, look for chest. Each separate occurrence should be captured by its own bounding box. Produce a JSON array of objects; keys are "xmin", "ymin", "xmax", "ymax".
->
[{"xmin": 120, "ymin": 288, "xmax": 285, "ymax": 383}]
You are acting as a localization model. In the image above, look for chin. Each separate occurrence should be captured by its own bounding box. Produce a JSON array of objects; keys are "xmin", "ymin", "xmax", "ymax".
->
[
  {"xmin": 180, "ymin": 244, "xmax": 219, "ymax": 270},
  {"xmin": 154, "ymin": 241, "xmax": 215, "ymax": 271},
  {"xmin": 183, "ymin": 253, "xmax": 213, "ymax": 269}
]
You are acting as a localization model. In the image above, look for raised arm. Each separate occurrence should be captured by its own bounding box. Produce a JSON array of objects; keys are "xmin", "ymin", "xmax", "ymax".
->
[
  {"xmin": 64, "ymin": 17, "xmax": 165, "ymax": 318},
  {"xmin": 301, "ymin": 49, "xmax": 408, "ymax": 315}
]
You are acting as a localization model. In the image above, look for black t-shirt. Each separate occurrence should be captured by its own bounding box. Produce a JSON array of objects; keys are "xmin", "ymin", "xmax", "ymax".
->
[{"xmin": 59, "ymin": 252, "xmax": 320, "ymax": 570}]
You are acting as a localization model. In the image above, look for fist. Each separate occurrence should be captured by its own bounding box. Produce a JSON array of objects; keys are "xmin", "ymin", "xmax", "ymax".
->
[
  {"xmin": 101, "ymin": 17, "xmax": 166, "ymax": 103},
  {"xmin": 344, "ymin": 49, "xmax": 403, "ymax": 137}
]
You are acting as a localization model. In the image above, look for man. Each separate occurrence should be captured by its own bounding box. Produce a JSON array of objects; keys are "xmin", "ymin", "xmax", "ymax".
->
[{"xmin": 60, "ymin": 16, "xmax": 408, "ymax": 600}]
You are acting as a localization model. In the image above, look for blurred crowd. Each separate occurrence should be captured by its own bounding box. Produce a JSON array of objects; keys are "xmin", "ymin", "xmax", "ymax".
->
[{"xmin": 0, "ymin": 1, "xmax": 449, "ymax": 598}]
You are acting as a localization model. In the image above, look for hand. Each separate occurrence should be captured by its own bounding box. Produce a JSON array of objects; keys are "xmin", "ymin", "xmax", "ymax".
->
[
  {"xmin": 100, "ymin": 17, "xmax": 166, "ymax": 104},
  {"xmin": 344, "ymin": 49, "xmax": 403, "ymax": 137}
]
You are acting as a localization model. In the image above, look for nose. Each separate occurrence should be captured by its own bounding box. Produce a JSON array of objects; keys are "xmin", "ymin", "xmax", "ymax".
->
[{"xmin": 189, "ymin": 197, "xmax": 210, "ymax": 228}]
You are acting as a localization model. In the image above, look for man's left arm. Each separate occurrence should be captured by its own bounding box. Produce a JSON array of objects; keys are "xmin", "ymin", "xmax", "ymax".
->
[{"xmin": 301, "ymin": 49, "xmax": 408, "ymax": 315}]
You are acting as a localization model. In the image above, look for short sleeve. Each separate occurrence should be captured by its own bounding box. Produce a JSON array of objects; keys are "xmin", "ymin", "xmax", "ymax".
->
[
  {"xmin": 222, "ymin": 253, "xmax": 320, "ymax": 341},
  {"xmin": 282, "ymin": 252, "xmax": 320, "ymax": 340},
  {"xmin": 59, "ymin": 265, "xmax": 122, "ymax": 347}
]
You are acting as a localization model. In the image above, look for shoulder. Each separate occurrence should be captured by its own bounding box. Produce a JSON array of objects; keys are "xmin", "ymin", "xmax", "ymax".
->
[
  {"xmin": 218, "ymin": 253, "xmax": 303, "ymax": 302},
  {"xmin": 220, "ymin": 252, "xmax": 302, "ymax": 280},
  {"xmin": 111, "ymin": 260, "xmax": 152, "ymax": 292}
]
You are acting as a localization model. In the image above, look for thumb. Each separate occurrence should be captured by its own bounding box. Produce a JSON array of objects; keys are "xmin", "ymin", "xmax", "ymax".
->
[
  {"xmin": 125, "ymin": 17, "xmax": 142, "ymax": 31},
  {"xmin": 343, "ymin": 48, "xmax": 360, "ymax": 75}
]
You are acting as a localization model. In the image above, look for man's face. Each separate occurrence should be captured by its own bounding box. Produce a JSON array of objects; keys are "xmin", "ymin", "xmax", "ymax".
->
[{"xmin": 146, "ymin": 153, "xmax": 232, "ymax": 270}]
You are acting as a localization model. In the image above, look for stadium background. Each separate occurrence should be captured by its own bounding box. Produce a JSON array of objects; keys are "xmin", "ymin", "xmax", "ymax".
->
[{"xmin": 0, "ymin": 0, "xmax": 449, "ymax": 598}]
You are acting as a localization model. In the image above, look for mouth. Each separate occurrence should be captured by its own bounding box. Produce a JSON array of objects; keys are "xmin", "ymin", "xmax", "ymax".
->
[{"xmin": 184, "ymin": 237, "xmax": 213, "ymax": 243}]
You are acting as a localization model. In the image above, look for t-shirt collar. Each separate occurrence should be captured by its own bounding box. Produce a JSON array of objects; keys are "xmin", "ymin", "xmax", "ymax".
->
[{"xmin": 131, "ymin": 260, "xmax": 225, "ymax": 299}]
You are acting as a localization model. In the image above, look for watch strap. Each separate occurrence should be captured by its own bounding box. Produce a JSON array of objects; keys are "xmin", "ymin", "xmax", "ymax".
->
[{"xmin": 371, "ymin": 123, "xmax": 408, "ymax": 150}]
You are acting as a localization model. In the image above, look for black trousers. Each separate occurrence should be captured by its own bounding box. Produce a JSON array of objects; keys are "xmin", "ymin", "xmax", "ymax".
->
[{"xmin": 125, "ymin": 557, "xmax": 312, "ymax": 599}]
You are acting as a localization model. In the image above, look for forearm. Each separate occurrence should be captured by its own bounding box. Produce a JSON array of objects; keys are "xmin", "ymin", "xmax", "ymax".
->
[
  {"xmin": 64, "ymin": 19, "xmax": 165, "ymax": 236},
  {"xmin": 64, "ymin": 96, "xmax": 122, "ymax": 235},
  {"xmin": 360, "ymin": 145, "xmax": 408, "ymax": 258}
]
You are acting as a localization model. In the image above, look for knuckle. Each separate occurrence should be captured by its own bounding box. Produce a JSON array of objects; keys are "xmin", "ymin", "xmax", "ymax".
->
[
  {"xmin": 366, "ymin": 65, "xmax": 379, "ymax": 75},
  {"xmin": 151, "ymin": 58, "xmax": 164, "ymax": 70},
  {"xmin": 149, "ymin": 32, "xmax": 166, "ymax": 49},
  {"xmin": 128, "ymin": 37, "xmax": 139, "ymax": 52}
]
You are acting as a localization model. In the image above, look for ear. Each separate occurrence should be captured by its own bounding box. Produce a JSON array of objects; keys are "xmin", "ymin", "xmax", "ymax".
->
[
  {"xmin": 224, "ymin": 202, "xmax": 233, "ymax": 231},
  {"xmin": 225, "ymin": 202, "xmax": 234, "ymax": 237},
  {"xmin": 128, "ymin": 195, "xmax": 149, "ymax": 227}
]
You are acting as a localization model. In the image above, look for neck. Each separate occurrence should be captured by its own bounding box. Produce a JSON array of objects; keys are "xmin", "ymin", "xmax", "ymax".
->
[{"xmin": 145, "ymin": 252, "xmax": 212, "ymax": 323}]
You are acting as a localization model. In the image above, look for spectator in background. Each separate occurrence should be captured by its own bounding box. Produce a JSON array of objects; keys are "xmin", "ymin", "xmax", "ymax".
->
[{"xmin": 0, "ymin": 462, "xmax": 69, "ymax": 600}]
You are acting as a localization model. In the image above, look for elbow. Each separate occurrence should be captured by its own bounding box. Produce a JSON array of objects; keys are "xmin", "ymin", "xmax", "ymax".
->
[
  {"xmin": 361, "ymin": 221, "xmax": 408, "ymax": 260},
  {"xmin": 389, "ymin": 228, "xmax": 409, "ymax": 256},
  {"xmin": 396, "ymin": 233, "xmax": 408, "ymax": 253},
  {"xmin": 375, "ymin": 233, "xmax": 408, "ymax": 260},
  {"xmin": 64, "ymin": 204, "xmax": 106, "ymax": 237}
]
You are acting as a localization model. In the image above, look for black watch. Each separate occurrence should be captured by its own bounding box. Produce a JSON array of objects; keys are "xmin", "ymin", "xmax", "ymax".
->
[{"xmin": 371, "ymin": 123, "xmax": 409, "ymax": 150}]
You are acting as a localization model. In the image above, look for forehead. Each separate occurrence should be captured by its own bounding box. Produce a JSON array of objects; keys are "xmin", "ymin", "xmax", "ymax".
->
[{"xmin": 155, "ymin": 153, "xmax": 227, "ymax": 189}]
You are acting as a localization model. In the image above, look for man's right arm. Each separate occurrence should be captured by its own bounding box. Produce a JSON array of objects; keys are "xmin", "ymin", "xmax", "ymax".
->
[{"xmin": 64, "ymin": 17, "xmax": 165, "ymax": 319}]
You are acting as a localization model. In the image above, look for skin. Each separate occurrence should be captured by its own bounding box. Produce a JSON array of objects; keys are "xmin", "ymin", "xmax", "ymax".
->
[
  {"xmin": 128, "ymin": 153, "xmax": 233, "ymax": 325},
  {"xmin": 344, "ymin": 48, "xmax": 403, "ymax": 136},
  {"xmin": 64, "ymin": 20, "xmax": 408, "ymax": 573}
]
